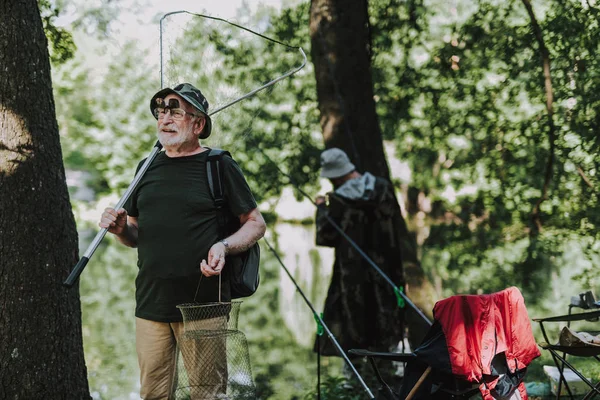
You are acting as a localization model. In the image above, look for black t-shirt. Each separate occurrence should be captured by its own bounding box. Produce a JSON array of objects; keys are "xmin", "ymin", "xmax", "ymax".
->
[{"xmin": 125, "ymin": 150, "xmax": 257, "ymax": 322}]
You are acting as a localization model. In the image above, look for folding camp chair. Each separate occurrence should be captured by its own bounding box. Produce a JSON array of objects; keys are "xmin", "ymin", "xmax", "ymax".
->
[
  {"xmin": 533, "ymin": 307, "xmax": 600, "ymax": 399},
  {"xmin": 350, "ymin": 321, "xmax": 481, "ymax": 400},
  {"xmin": 350, "ymin": 287, "xmax": 540, "ymax": 400}
]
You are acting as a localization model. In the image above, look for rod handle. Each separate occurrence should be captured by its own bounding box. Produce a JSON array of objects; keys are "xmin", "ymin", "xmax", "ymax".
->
[{"xmin": 63, "ymin": 257, "xmax": 90, "ymax": 288}]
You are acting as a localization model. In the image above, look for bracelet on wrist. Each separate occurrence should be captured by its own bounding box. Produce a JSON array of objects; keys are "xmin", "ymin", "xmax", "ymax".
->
[{"xmin": 219, "ymin": 239, "xmax": 230, "ymax": 255}]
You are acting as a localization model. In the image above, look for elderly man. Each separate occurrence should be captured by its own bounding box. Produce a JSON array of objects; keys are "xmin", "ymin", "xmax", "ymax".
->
[
  {"xmin": 99, "ymin": 83, "xmax": 266, "ymax": 399},
  {"xmin": 314, "ymin": 147, "xmax": 405, "ymax": 381}
]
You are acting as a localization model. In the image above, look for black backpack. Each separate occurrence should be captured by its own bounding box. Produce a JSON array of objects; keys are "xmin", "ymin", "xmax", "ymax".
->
[{"xmin": 206, "ymin": 148, "xmax": 260, "ymax": 298}]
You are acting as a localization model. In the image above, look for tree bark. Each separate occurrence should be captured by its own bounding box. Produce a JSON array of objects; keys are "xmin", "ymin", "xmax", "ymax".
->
[
  {"xmin": 309, "ymin": 0, "xmax": 389, "ymax": 178},
  {"xmin": 309, "ymin": 0, "xmax": 437, "ymax": 344},
  {"xmin": 0, "ymin": 0, "xmax": 90, "ymax": 398}
]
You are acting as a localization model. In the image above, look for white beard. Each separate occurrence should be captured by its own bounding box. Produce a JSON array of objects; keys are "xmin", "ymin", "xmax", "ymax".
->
[
  {"xmin": 158, "ymin": 123, "xmax": 194, "ymax": 149},
  {"xmin": 158, "ymin": 131, "xmax": 187, "ymax": 148}
]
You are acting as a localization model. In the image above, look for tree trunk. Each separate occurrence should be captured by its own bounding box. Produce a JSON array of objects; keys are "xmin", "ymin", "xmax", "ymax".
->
[
  {"xmin": 0, "ymin": 0, "xmax": 90, "ymax": 398},
  {"xmin": 309, "ymin": 0, "xmax": 437, "ymax": 345},
  {"xmin": 309, "ymin": 0, "xmax": 389, "ymax": 178}
]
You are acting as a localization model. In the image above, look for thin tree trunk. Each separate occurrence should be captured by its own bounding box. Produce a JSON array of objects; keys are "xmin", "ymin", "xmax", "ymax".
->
[
  {"xmin": 0, "ymin": 0, "xmax": 90, "ymax": 397},
  {"xmin": 522, "ymin": 0, "xmax": 556, "ymax": 234}
]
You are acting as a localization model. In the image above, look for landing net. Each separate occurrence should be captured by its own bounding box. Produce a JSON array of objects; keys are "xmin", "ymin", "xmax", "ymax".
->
[
  {"xmin": 159, "ymin": 11, "xmax": 306, "ymax": 153},
  {"xmin": 171, "ymin": 301, "xmax": 255, "ymax": 399}
]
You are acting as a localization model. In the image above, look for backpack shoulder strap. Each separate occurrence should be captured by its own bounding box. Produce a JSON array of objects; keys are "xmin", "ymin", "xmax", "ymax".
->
[{"xmin": 206, "ymin": 147, "xmax": 232, "ymax": 209}]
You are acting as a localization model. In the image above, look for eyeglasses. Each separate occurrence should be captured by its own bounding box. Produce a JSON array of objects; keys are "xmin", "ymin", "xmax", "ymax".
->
[{"xmin": 152, "ymin": 98, "xmax": 200, "ymax": 120}]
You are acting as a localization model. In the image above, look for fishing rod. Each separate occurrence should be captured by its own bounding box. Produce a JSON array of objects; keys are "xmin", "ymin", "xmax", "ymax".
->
[
  {"xmin": 254, "ymin": 142, "xmax": 432, "ymax": 327},
  {"xmin": 63, "ymin": 12, "xmax": 307, "ymax": 288},
  {"xmin": 262, "ymin": 237, "xmax": 376, "ymax": 400}
]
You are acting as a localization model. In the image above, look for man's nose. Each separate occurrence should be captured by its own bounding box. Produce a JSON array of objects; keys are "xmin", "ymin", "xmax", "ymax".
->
[{"xmin": 162, "ymin": 109, "xmax": 175, "ymax": 122}]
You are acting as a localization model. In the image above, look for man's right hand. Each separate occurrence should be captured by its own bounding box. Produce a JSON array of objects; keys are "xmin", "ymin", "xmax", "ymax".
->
[{"xmin": 99, "ymin": 207, "xmax": 128, "ymax": 235}]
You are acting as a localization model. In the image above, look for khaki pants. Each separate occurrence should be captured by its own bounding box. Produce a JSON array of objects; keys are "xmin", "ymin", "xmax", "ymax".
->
[{"xmin": 136, "ymin": 317, "xmax": 228, "ymax": 400}]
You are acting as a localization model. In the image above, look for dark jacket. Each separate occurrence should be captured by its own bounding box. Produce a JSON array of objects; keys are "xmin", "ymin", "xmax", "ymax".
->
[{"xmin": 314, "ymin": 173, "xmax": 405, "ymax": 356}]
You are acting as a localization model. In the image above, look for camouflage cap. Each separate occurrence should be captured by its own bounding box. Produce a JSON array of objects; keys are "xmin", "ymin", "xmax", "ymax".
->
[
  {"xmin": 150, "ymin": 83, "xmax": 213, "ymax": 139},
  {"xmin": 320, "ymin": 148, "xmax": 355, "ymax": 179}
]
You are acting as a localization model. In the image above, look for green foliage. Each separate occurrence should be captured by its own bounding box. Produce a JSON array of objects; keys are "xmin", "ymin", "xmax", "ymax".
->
[
  {"xmin": 54, "ymin": 40, "xmax": 158, "ymax": 194},
  {"xmin": 367, "ymin": 0, "xmax": 600, "ymax": 300},
  {"xmin": 39, "ymin": 0, "xmax": 76, "ymax": 64},
  {"xmin": 51, "ymin": 0, "xmax": 600, "ymax": 308},
  {"xmin": 79, "ymin": 235, "xmax": 139, "ymax": 399},
  {"xmin": 303, "ymin": 376, "xmax": 364, "ymax": 400},
  {"xmin": 53, "ymin": 4, "xmax": 322, "ymax": 205},
  {"xmin": 241, "ymin": 249, "xmax": 320, "ymax": 398},
  {"xmin": 55, "ymin": 0, "xmax": 123, "ymax": 37}
]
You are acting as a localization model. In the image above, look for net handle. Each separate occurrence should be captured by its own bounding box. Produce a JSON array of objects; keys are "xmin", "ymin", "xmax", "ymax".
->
[
  {"xmin": 194, "ymin": 273, "xmax": 222, "ymax": 303},
  {"xmin": 159, "ymin": 10, "xmax": 307, "ymax": 117}
]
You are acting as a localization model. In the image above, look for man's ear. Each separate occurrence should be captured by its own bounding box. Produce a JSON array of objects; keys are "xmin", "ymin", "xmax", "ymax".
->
[{"xmin": 194, "ymin": 117, "xmax": 206, "ymax": 136}]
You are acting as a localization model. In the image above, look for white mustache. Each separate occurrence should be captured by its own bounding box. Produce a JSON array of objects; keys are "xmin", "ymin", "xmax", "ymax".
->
[{"xmin": 159, "ymin": 123, "xmax": 178, "ymax": 131}]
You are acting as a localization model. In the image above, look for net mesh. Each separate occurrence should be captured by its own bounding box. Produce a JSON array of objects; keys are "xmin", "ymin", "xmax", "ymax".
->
[{"xmin": 171, "ymin": 301, "xmax": 255, "ymax": 400}]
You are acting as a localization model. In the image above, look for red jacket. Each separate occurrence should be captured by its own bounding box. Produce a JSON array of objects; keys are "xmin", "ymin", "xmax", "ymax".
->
[{"xmin": 434, "ymin": 287, "xmax": 541, "ymax": 399}]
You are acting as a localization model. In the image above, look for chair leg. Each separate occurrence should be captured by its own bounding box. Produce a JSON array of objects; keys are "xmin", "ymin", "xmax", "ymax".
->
[
  {"xmin": 582, "ymin": 381, "xmax": 600, "ymax": 400},
  {"xmin": 548, "ymin": 349, "xmax": 600, "ymax": 399},
  {"xmin": 545, "ymin": 347, "xmax": 575, "ymax": 399},
  {"xmin": 557, "ymin": 351, "xmax": 575, "ymax": 399},
  {"xmin": 366, "ymin": 356, "xmax": 396, "ymax": 395},
  {"xmin": 583, "ymin": 357, "xmax": 600, "ymax": 400},
  {"xmin": 405, "ymin": 366, "xmax": 432, "ymax": 400}
]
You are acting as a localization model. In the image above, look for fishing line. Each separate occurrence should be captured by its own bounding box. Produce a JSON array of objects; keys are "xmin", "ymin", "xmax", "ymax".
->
[{"xmin": 262, "ymin": 237, "xmax": 376, "ymax": 400}]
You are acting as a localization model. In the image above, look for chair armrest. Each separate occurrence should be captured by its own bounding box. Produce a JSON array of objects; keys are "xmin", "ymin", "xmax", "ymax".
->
[
  {"xmin": 348, "ymin": 349, "xmax": 416, "ymax": 362},
  {"xmin": 532, "ymin": 309, "xmax": 600, "ymax": 323},
  {"xmin": 541, "ymin": 343, "xmax": 600, "ymax": 357}
]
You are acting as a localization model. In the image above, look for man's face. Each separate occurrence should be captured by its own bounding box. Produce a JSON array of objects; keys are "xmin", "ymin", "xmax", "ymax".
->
[{"xmin": 156, "ymin": 94, "xmax": 205, "ymax": 149}]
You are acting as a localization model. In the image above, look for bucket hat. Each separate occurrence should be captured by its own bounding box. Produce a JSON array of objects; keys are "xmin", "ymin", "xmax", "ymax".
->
[
  {"xmin": 150, "ymin": 83, "xmax": 212, "ymax": 139},
  {"xmin": 320, "ymin": 148, "xmax": 355, "ymax": 179}
]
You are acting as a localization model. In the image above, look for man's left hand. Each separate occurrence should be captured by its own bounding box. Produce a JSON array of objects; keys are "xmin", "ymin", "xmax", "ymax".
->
[{"xmin": 200, "ymin": 242, "xmax": 227, "ymax": 276}]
